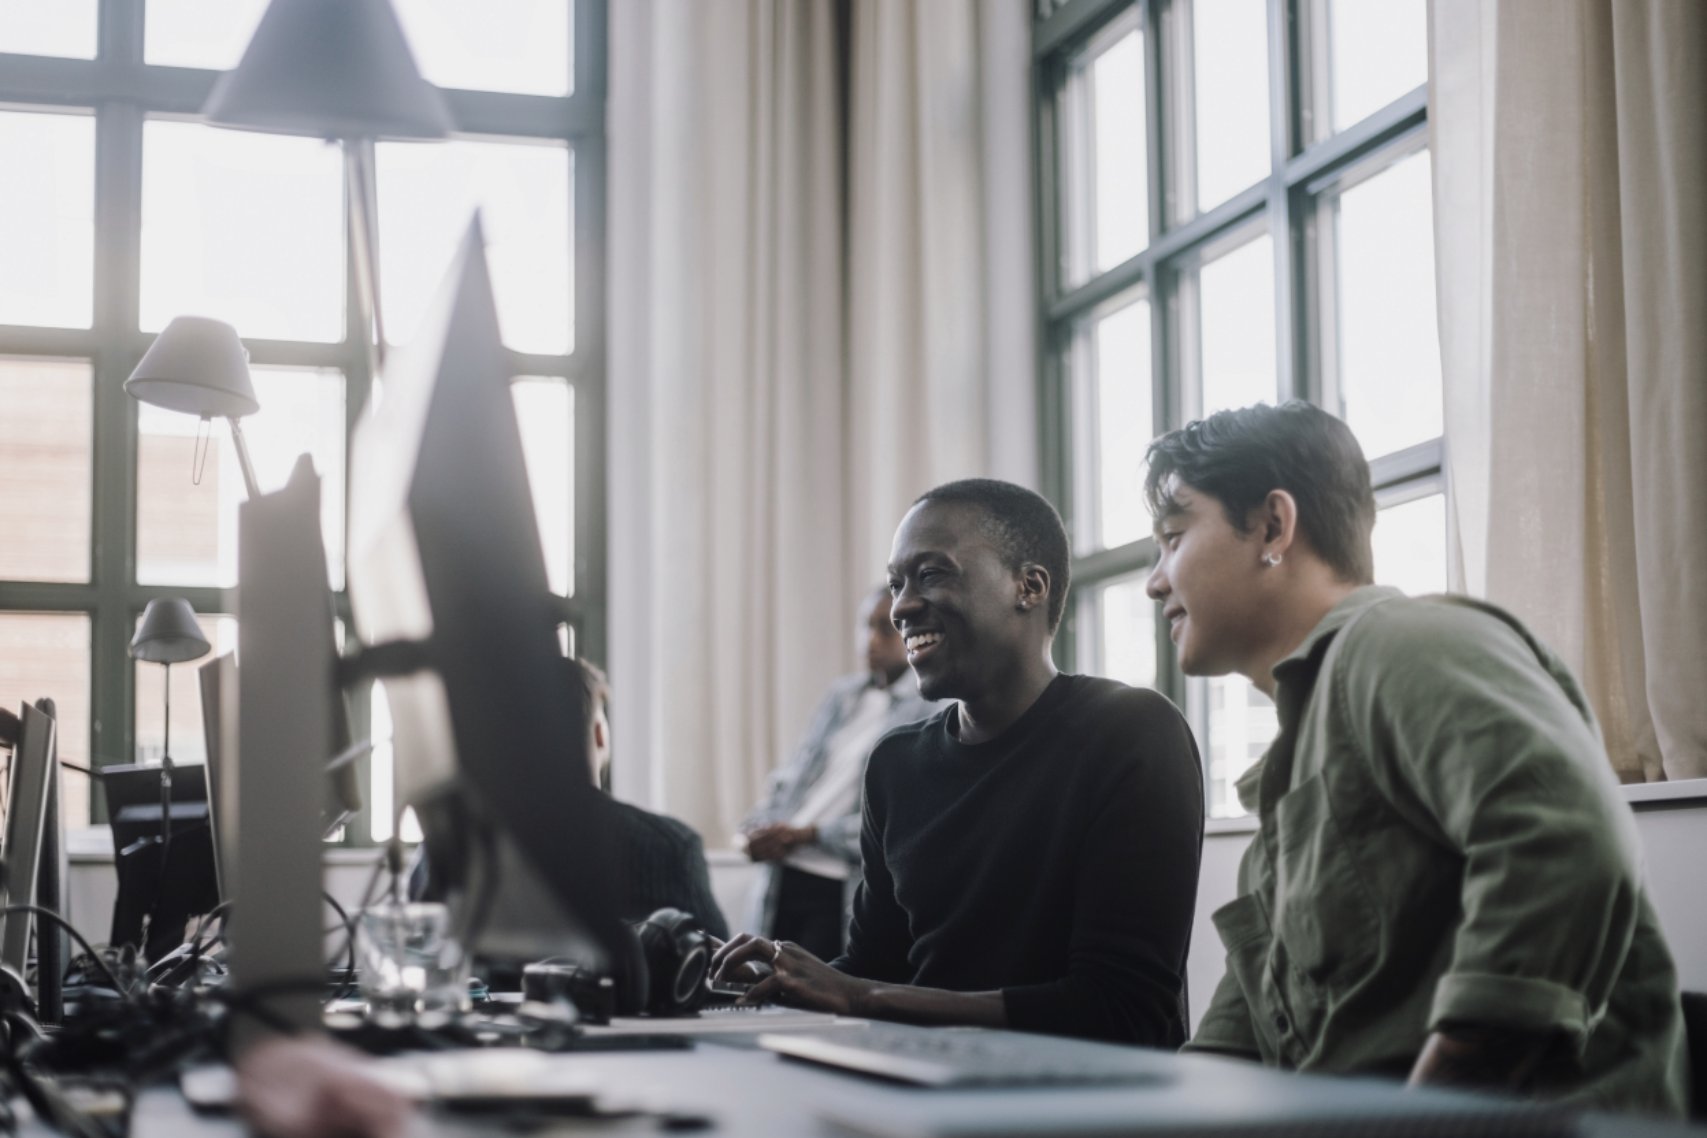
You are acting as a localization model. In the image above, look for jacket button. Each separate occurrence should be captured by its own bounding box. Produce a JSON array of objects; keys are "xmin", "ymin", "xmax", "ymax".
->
[{"xmin": 1272, "ymin": 1013, "xmax": 1289, "ymax": 1035}]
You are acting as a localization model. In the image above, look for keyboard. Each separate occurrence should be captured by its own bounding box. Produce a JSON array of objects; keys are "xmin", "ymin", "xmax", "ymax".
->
[{"xmin": 757, "ymin": 1023, "xmax": 1172, "ymax": 1088}]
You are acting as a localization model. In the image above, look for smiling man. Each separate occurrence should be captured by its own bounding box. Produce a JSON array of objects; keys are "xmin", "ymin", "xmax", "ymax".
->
[
  {"xmin": 1146, "ymin": 403, "xmax": 1687, "ymax": 1114},
  {"xmin": 713, "ymin": 479, "xmax": 1204, "ymax": 1045}
]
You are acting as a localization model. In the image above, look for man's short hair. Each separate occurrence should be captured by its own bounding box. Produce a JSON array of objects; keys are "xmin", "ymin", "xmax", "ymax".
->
[
  {"xmin": 914, "ymin": 479, "xmax": 1072, "ymax": 633},
  {"xmin": 1144, "ymin": 402, "xmax": 1375, "ymax": 584}
]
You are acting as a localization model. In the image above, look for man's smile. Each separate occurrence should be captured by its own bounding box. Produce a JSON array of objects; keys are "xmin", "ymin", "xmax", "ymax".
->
[{"xmin": 904, "ymin": 630, "xmax": 944, "ymax": 662}]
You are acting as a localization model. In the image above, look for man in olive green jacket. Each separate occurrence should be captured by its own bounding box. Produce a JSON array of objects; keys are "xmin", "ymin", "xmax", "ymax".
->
[{"xmin": 1143, "ymin": 402, "xmax": 1688, "ymax": 1117}]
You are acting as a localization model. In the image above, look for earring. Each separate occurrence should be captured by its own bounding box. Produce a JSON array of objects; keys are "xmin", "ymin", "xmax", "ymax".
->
[{"xmin": 1261, "ymin": 552, "xmax": 1283, "ymax": 568}]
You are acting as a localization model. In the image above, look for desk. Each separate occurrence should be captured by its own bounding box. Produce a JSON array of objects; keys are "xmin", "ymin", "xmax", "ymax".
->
[{"xmin": 117, "ymin": 1022, "xmax": 1696, "ymax": 1138}]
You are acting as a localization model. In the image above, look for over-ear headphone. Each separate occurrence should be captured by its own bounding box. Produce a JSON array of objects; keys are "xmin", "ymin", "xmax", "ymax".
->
[{"xmin": 631, "ymin": 907, "xmax": 710, "ymax": 1017}]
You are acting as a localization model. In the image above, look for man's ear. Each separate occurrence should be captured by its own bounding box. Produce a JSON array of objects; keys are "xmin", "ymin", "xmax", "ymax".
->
[
  {"xmin": 1017, "ymin": 564, "xmax": 1051, "ymax": 614},
  {"xmin": 1260, "ymin": 490, "xmax": 1299, "ymax": 557},
  {"xmin": 592, "ymin": 715, "xmax": 608, "ymax": 752}
]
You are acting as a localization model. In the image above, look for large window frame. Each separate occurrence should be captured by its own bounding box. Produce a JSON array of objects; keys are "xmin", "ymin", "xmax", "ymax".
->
[
  {"xmin": 1034, "ymin": 0, "xmax": 1437, "ymax": 824},
  {"xmin": 0, "ymin": 0, "xmax": 608, "ymax": 843}
]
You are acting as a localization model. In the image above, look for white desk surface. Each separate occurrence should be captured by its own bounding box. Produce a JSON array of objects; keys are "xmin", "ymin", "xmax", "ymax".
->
[{"xmin": 122, "ymin": 1024, "xmax": 1697, "ymax": 1138}]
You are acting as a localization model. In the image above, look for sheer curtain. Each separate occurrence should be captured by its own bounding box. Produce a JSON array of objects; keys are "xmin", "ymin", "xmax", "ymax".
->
[
  {"xmin": 1431, "ymin": 0, "xmax": 1707, "ymax": 781},
  {"xmin": 608, "ymin": 0, "xmax": 1037, "ymax": 837}
]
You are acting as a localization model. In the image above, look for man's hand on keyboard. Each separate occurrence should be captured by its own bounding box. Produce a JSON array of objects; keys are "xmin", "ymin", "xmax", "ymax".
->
[{"xmin": 710, "ymin": 935, "xmax": 868, "ymax": 1015}]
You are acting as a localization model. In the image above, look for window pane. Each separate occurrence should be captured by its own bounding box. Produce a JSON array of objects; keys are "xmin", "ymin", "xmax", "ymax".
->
[
  {"xmin": 0, "ymin": 613, "xmax": 91, "ymax": 831},
  {"xmin": 137, "ymin": 367, "xmax": 347, "ymax": 589},
  {"xmin": 1203, "ymin": 675, "xmax": 1275, "ymax": 818},
  {"xmin": 0, "ymin": 110, "xmax": 95, "ymax": 329},
  {"xmin": 1319, "ymin": 0, "xmax": 1427, "ymax": 135},
  {"xmin": 1191, "ymin": 0, "xmax": 1270, "ymax": 213},
  {"xmin": 1079, "ymin": 573, "xmax": 1157, "ymax": 689},
  {"xmin": 1198, "ymin": 233, "xmax": 1276, "ymax": 415},
  {"xmin": 514, "ymin": 378, "xmax": 574, "ymax": 597},
  {"xmin": 1061, "ymin": 16, "xmax": 1147, "ymax": 285},
  {"xmin": 395, "ymin": 0, "xmax": 572, "ymax": 96},
  {"xmin": 0, "ymin": 2, "xmax": 98, "ymax": 59},
  {"xmin": 0, "ymin": 359, "xmax": 91, "ymax": 583},
  {"xmin": 1373, "ymin": 492, "xmax": 1446, "ymax": 596},
  {"xmin": 378, "ymin": 139, "xmax": 573, "ymax": 355},
  {"xmin": 133, "ymin": 614, "xmax": 237, "ymax": 765},
  {"xmin": 144, "ymin": 0, "xmax": 269, "ymax": 69},
  {"xmin": 141, "ymin": 120, "xmax": 344, "ymax": 342},
  {"xmin": 1330, "ymin": 149, "xmax": 1441, "ymax": 459},
  {"xmin": 1072, "ymin": 296, "xmax": 1151, "ymax": 552}
]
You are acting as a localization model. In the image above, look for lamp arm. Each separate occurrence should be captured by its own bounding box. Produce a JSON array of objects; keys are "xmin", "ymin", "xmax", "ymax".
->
[
  {"xmin": 225, "ymin": 416, "xmax": 263, "ymax": 500},
  {"xmin": 346, "ymin": 137, "xmax": 386, "ymax": 377}
]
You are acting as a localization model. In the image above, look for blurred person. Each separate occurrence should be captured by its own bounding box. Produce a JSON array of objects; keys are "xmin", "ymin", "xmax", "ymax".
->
[
  {"xmin": 412, "ymin": 656, "xmax": 728, "ymax": 939},
  {"xmin": 738, "ymin": 587, "xmax": 936, "ymax": 959}
]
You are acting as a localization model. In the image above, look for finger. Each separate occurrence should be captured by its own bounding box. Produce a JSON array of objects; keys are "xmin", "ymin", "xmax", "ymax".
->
[
  {"xmin": 709, "ymin": 932, "xmax": 756, "ymax": 974},
  {"xmin": 711, "ymin": 936, "xmax": 774, "ymax": 982},
  {"xmin": 738, "ymin": 973, "xmax": 782, "ymax": 1006}
]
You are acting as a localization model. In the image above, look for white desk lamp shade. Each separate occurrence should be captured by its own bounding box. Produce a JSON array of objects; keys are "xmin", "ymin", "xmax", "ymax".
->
[
  {"xmin": 203, "ymin": 0, "xmax": 451, "ymax": 140},
  {"xmin": 125, "ymin": 316, "xmax": 260, "ymax": 419},
  {"xmin": 131, "ymin": 598, "xmax": 212, "ymax": 665}
]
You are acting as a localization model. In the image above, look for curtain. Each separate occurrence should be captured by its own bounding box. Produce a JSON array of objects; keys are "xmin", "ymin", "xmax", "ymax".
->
[
  {"xmin": 608, "ymin": 0, "xmax": 1037, "ymax": 838},
  {"xmin": 1431, "ymin": 0, "xmax": 1707, "ymax": 781}
]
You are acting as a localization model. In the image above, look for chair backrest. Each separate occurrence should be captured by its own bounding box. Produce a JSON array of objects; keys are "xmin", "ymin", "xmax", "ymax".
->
[{"xmin": 1682, "ymin": 990, "xmax": 1707, "ymax": 1122}]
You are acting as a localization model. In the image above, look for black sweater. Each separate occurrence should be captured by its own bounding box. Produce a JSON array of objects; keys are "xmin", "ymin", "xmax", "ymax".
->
[{"xmin": 833, "ymin": 673, "xmax": 1202, "ymax": 1046}]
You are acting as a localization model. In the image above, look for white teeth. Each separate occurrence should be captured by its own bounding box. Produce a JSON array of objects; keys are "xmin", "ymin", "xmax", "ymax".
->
[{"xmin": 905, "ymin": 632, "xmax": 942, "ymax": 652}]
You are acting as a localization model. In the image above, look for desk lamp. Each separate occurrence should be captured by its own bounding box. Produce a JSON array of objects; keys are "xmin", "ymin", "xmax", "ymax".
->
[
  {"xmin": 130, "ymin": 597, "xmax": 212, "ymax": 950},
  {"xmin": 125, "ymin": 316, "xmax": 263, "ymax": 499},
  {"xmin": 201, "ymin": 0, "xmax": 451, "ymax": 376}
]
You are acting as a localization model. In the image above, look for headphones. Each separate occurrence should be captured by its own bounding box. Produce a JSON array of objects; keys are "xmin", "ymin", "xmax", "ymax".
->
[
  {"xmin": 523, "ymin": 906, "xmax": 711, "ymax": 1022},
  {"xmin": 630, "ymin": 907, "xmax": 711, "ymax": 1017}
]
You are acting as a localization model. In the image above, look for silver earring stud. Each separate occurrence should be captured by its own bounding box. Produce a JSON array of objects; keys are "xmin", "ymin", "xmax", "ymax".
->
[{"xmin": 1261, "ymin": 552, "xmax": 1282, "ymax": 568}]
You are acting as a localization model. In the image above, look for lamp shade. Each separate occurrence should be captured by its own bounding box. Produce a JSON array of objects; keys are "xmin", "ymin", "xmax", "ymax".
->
[
  {"xmin": 126, "ymin": 316, "xmax": 260, "ymax": 419},
  {"xmin": 203, "ymin": 0, "xmax": 451, "ymax": 141},
  {"xmin": 131, "ymin": 599, "xmax": 212, "ymax": 665}
]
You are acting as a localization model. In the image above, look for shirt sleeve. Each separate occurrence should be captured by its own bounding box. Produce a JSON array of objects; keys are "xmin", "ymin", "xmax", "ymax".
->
[
  {"xmin": 830, "ymin": 747, "xmax": 914, "ymax": 982},
  {"xmin": 1341, "ymin": 602, "xmax": 1647, "ymax": 1051},
  {"xmin": 741, "ymin": 684, "xmax": 852, "ymax": 831},
  {"xmin": 1184, "ymin": 969, "xmax": 1262, "ymax": 1057},
  {"xmin": 1001, "ymin": 693, "xmax": 1204, "ymax": 1047}
]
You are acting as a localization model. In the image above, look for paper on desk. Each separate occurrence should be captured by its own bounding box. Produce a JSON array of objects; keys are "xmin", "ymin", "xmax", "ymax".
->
[{"xmin": 581, "ymin": 1008, "xmax": 851, "ymax": 1036}]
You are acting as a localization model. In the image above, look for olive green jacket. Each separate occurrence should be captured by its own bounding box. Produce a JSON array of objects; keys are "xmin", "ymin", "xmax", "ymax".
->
[{"xmin": 1187, "ymin": 587, "xmax": 1688, "ymax": 1117}]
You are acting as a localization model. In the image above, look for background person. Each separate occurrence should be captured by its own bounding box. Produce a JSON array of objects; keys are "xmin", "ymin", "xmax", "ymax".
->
[{"xmin": 738, "ymin": 586, "xmax": 936, "ymax": 959}]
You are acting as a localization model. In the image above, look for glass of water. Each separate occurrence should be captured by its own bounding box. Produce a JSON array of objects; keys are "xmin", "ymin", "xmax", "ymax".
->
[{"xmin": 357, "ymin": 901, "xmax": 470, "ymax": 1026}]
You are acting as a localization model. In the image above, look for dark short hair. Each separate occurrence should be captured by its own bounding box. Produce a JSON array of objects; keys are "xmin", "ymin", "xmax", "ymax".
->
[
  {"xmin": 1144, "ymin": 402, "xmax": 1375, "ymax": 584},
  {"xmin": 913, "ymin": 479, "xmax": 1072, "ymax": 633}
]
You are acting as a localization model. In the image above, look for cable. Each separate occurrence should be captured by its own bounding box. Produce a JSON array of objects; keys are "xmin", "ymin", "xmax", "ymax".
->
[{"xmin": 0, "ymin": 908, "xmax": 134, "ymax": 1006}]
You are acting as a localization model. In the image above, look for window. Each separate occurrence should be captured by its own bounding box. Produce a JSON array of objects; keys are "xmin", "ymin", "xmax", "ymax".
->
[
  {"xmin": 1037, "ymin": 0, "xmax": 1437, "ymax": 820},
  {"xmin": 0, "ymin": 2, "xmax": 608, "ymax": 842}
]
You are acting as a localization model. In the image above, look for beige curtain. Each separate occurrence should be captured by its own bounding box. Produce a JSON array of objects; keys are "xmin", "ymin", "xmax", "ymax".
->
[
  {"xmin": 1431, "ymin": 0, "xmax": 1707, "ymax": 782},
  {"xmin": 608, "ymin": 0, "xmax": 1037, "ymax": 839}
]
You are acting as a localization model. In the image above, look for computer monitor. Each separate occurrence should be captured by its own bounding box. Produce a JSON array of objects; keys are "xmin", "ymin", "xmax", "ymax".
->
[
  {"xmin": 228, "ymin": 457, "xmax": 344, "ymax": 1041},
  {"xmin": 346, "ymin": 215, "xmax": 625, "ymax": 970},
  {"xmin": 0, "ymin": 698, "xmax": 68, "ymax": 1021},
  {"xmin": 103, "ymin": 761, "xmax": 219, "ymax": 962}
]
